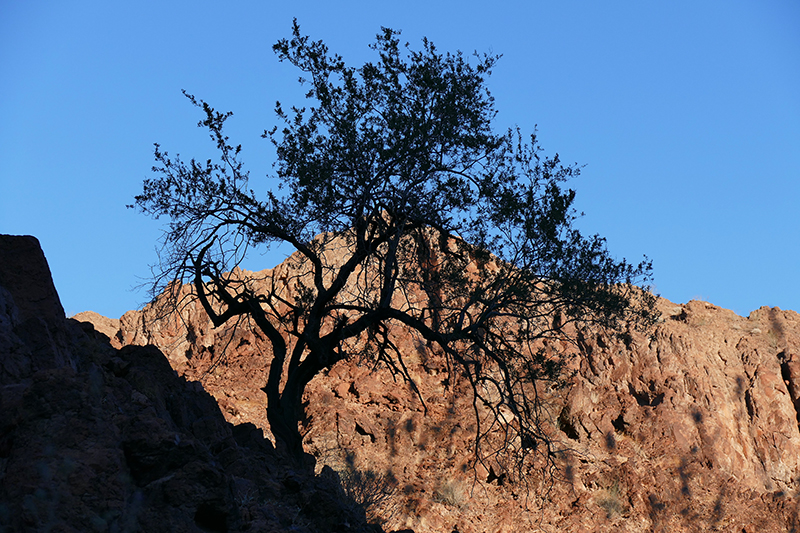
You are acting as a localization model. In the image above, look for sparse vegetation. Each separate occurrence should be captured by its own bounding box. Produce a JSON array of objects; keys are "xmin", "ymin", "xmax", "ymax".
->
[
  {"xmin": 433, "ymin": 478, "xmax": 467, "ymax": 508},
  {"xmin": 596, "ymin": 478, "xmax": 629, "ymax": 518},
  {"xmin": 338, "ymin": 464, "xmax": 397, "ymax": 523},
  {"xmin": 317, "ymin": 449, "xmax": 398, "ymax": 525},
  {"xmin": 134, "ymin": 19, "xmax": 657, "ymax": 479}
]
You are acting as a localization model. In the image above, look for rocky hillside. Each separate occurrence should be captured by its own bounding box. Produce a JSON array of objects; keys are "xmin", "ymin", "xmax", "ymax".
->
[
  {"xmin": 81, "ymin": 253, "xmax": 800, "ymax": 532},
  {"xmin": 0, "ymin": 235, "xmax": 388, "ymax": 533}
]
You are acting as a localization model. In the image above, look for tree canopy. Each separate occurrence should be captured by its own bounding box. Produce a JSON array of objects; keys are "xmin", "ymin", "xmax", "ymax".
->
[{"xmin": 134, "ymin": 21, "xmax": 657, "ymax": 474}]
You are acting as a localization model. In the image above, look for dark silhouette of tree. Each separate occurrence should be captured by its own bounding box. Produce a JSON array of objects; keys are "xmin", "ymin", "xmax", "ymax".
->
[{"xmin": 133, "ymin": 21, "xmax": 657, "ymax": 473}]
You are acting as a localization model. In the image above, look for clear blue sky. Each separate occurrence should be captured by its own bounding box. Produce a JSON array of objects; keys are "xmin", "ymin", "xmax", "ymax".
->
[{"xmin": 2, "ymin": 1, "xmax": 798, "ymax": 319}]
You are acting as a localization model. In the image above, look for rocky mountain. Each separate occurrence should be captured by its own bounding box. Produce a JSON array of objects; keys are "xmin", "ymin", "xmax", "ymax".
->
[
  {"xmin": 0, "ymin": 235, "xmax": 388, "ymax": 533},
  {"xmin": 77, "ymin": 250, "xmax": 800, "ymax": 532},
  {"xmin": 5, "ymin": 232, "xmax": 800, "ymax": 531}
]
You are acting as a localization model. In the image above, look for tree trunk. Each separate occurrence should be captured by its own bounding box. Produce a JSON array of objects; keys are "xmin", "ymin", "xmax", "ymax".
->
[
  {"xmin": 264, "ymin": 373, "xmax": 313, "ymax": 465},
  {"xmin": 267, "ymin": 404, "xmax": 305, "ymax": 460},
  {"xmin": 264, "ymin": 348, "xmax": 331, "ymax": 464}
]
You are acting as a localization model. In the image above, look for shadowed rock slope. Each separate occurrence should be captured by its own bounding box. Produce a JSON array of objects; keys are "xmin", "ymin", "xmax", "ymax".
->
[
  {"xmin": 85, "ymin": 253, "xmax": 800, "ymax": 532},
  {"xmin": 0, "ymin": 235, "xmax": 386, "ymax": 533}
]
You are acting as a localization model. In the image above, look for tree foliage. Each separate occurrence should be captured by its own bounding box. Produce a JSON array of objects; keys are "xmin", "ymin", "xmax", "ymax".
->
[{"xmin": 134, "ymin": 21, "xmax": 657, "ymax": 474}]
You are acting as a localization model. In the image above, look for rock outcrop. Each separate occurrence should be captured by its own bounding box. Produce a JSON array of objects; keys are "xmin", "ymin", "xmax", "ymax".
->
[
  {"xmin": 86, "ymin": 251, "xmax": 800, "ymax": 532},
  {"xmin": 0, "ymin": 235, "xmax": 384, "ymax": 533}
]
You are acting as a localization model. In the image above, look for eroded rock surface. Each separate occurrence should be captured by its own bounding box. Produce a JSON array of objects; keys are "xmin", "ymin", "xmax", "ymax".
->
[{"xmin": 83, "ymin": 260, "xmax": 800, "ymax": 531}]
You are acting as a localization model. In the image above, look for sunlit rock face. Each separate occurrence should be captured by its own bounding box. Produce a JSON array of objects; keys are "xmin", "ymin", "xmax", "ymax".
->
[{"xmin": 90, "ymin": 246, "xmax": 800, "ymax": 532}]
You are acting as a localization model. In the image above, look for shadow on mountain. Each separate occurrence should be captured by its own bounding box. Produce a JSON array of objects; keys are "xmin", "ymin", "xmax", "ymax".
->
[{"xmin": 0, "ymin": 235, "xmax": 395, "ymax": 533}]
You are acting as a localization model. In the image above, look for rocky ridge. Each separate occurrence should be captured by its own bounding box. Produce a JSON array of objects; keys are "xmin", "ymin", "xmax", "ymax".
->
[
  {"xmin": 84, "ymin": 253, "xmax": 800, "ymax": 531},
  {"xmin": 0, "ymin": 235, "xmax": 386, "ymax": 533}
]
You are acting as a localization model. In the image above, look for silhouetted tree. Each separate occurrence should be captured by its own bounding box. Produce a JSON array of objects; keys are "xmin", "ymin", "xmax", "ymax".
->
[{"xmin": 133, "ymin": 21, "xmax": 657, "ymax": 473}]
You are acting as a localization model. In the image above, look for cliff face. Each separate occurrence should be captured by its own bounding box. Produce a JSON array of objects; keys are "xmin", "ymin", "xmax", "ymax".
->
[
  {"xmin": 0, "ymin": 235, "xmax": 383, "ymax": 533},
  {"xmin": 88, "ymin": 251, "xmax": 800, "ymax": 532}
]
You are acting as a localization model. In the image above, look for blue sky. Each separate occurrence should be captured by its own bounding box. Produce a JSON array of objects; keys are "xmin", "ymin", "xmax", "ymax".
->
[{"xmin": 1, "ymin": 1, "xmax": 798, "ymax": 319}]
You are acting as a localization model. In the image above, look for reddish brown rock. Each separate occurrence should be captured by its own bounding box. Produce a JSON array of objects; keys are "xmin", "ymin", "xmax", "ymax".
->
[
  {"xmin": 71, "ymin": 310, "xmax": 119, "ymax": 342},
  {"xmin": 87, "ymin": 261, "xmax": 800, "ymax": 532}
]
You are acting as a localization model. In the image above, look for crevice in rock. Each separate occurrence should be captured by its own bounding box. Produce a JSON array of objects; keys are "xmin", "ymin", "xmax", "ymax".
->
[
  {"xmin": 355, "ymin": 422, "xmax": 375, "ymax": 443},
  {"xmin": 596, "ymin": 335, "xmax": 608, "ymax": 350},
  {"xmin": 612, "ymin": 412, "xmax": 627, "ymax": 434},
  {"xmin": 186, "ymin": 322, "xmax": 198, "ymax": 345},
  {"xmin": 628, "ymin": 381, "xmax": 664, "ymax": 407},
  {"xmin": 348, "ymin": 382, "xmax": 359, "ymax": 399},
  {"xmin": 557, "ymin": 406, "xmax": 580, "ymax": 441},
  {"xmin": 650, "ymin": 393, "xmax": 664, "ymax": 407},
  {"xmin": 744, "ymin": 389, "xmax": 756, "ymax": 420},
  {"xmin": 579, "ymin": 419, "xmax": 593, "ymax": 440},
  {"xmin": 619, "ymin": 331, "xmax": 633, "ymax": 349},
  {"xmin": 778, "ymin": 351, "xmax": 800, "ymax": 428},
  {"xmin": 629, "ymin": 382, "xmax": 650, "ymax": 406},
  {"xmin": 576, "ymin": 330, "xmax": 593, "ymax": 356}
]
